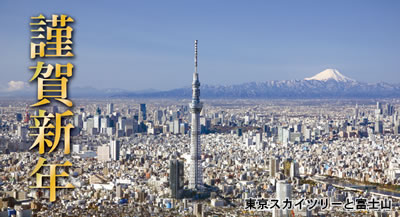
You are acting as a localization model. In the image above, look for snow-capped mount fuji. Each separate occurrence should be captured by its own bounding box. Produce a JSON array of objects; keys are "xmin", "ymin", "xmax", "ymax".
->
[{"xmin": 305, "ymin": 69, "xmax": 355, "ymax": 82}]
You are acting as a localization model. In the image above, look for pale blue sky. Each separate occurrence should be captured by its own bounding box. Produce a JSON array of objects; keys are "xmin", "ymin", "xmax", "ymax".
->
[{"xmin": 0, "ymin": 0, "xmax": 399, "ymax": 91}]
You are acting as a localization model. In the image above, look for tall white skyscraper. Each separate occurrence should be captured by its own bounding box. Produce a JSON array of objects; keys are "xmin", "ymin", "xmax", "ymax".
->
[
  {"xmin": 273, "ymin": 180, "xmax": 292, "ymax": 217},
  {"xmin": 189, "ymin": 40, "xmax": 203, "ymax": 190},
  {"xmin": 110, "ymin": 139, "xmax": 120, "ymax": 161},
  {"xmin": 94, "ymin": 115, "xmax": 100, "ymax": 130}
]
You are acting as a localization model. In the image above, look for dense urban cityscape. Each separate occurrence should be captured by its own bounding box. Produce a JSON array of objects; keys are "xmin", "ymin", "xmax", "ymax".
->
[{"xmin": 0, "ymin": 96, "xmax": 400, "ymax": 216}]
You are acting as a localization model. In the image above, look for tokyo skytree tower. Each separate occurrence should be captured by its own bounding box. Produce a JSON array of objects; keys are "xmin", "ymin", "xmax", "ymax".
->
[{"xmin": 188, "ymin": 40, "xmax": 203, "ymax": 190}]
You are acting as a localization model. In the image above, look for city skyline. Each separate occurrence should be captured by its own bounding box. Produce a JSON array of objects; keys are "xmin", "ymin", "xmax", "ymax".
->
[
  {"xmin": 1, "ymin": 0, "xmax": 400, "ymax": 92},
  {"xmin": 1, "ymin": 96, "xmax": 400, "ymax": 216}
]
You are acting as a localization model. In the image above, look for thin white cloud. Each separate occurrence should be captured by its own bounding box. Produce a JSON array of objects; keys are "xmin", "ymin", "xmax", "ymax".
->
[{"xmin": 7, "ymin": 80, "xmax": 29, "ymax": 92}]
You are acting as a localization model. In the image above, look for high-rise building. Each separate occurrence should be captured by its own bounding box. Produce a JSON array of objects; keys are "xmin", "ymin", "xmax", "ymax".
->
[
  {"xmin": 193, "ymin": 203, "xmax": 202, "ymax": 217},
  {"xmin": 110, "ymin": 139, "xmax": 120, "ymax": 161},
  {"xmin": 94, "ymin": 115, "xmax": 100, "ymax": 130},
  {"xmin": 303, "ymin": 127, "xmax": 312, "ymax": 141},
  {"xmin": 375, "ymin": 120, "xmax": 383, "ymax": 134},
  {"xmin": 118, "ymin": 116, "xmax": 126, "ymax": 131},
  {"xmin": 282, "ymin": 128, "xmax": 290, "ymax": 145},
  {"xmin": 256, "ymin": 132, "xmax": 264, "ymax": 150},
  {"xmin": 189, "ymin": 40, "xmax": 203, "ymax": 190},
  {"xmin": 273, "ymin": 180, "xmax": 292, "ymax": 217},
  {"xmin": 139, "ymin": 104, "xmax": 146, "ymax": 121},
  {"xmin": 394, "ymin": 125, "xmax": 400, "ymax": 135},
  {"xmin": 100, "ymin": 117, "xmax": 110, "ymax": 133},
  {"xmin": 173, "ymin": 119, "xmax": 182, "ymax": 134},
  {"xmin": 270, "ymin": 156, "xmax": 280, "ymax": 178},
  {"xmin": 107, "ymin": 103, "xmax": 114, "ymax": 115},
  {"xmin": 375, "ymin": 101, "xmax": 382, "ymax": 119},
  {"xmin": 74, "ymin": 114, "xmax": 83, "ymax": 129},
  {"xmin": 169, "ymin": 159, "xmax": 184, "ymax": 199},
  {"xmin": 278, "ymin": 126, "xmax": 283, "ymax": 143},
  {"xmin": 354, "ymin": 104, "xmax": 359, "ymax": 120},
  {"xmin": 154, "ymin": 110, "xmax": 163, "ymax": 124},
  {"xmin": 86, "ymin": 118, "xmax": 94, "ymax": 132},
  {"xmin": 386, "ymin": 103, "xmax": 394, "ymax": 116},
  {"xmin": 290, "ymin": 161, "xmax": 299, "ymax": 178},
  {"xmin": 180, "ymin": 122, "xmax": 188, "ymax": 134},
  {"xmin": 17, "ymin": 125, "xmax": 28, "ymax": 140}
]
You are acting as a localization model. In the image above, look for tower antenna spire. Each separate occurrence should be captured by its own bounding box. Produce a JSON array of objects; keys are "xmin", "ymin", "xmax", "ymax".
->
[{"xmin": 194, "ymin": 40, "xmax": 198, "ymax": 73}]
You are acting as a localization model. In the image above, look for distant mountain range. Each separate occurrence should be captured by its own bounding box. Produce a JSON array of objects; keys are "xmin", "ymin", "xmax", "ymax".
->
[
  {"xmin": 2, "ymin": 69, "xmax": 400, "ymax": 99},
  {"xmin": 115, "ymin": 69, "xmax": 400, "ymax": 99}
]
